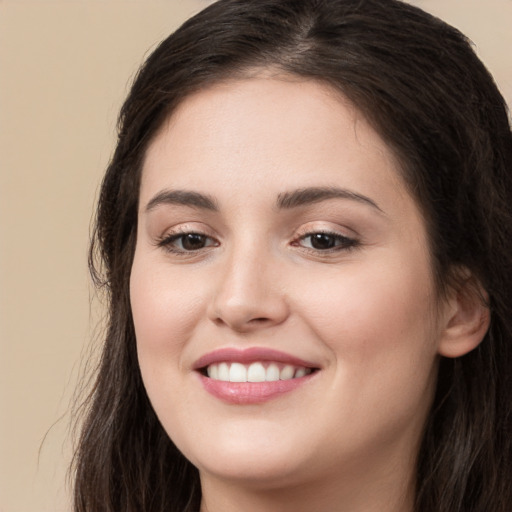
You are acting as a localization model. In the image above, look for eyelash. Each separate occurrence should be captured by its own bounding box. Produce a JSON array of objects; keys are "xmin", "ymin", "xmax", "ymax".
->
[
  {"xmin": 156, "ymin": 229, "xmax": 359, "ymax": 255},
  {"xmin": 156, "ymin": 230, "xmax": 219, "ymax": 254},
  {"xmin": 292, "ymin": 230, "xmax": 359, "ymax": 254}
]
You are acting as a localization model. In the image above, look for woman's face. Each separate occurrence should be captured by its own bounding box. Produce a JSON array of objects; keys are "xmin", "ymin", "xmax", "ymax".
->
[{"xmin": 131, "ymin": 76, "xmax": 448, "ymax": 490}]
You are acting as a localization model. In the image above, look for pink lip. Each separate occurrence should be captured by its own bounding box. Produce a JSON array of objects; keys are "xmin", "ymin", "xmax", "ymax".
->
[
  {"xmin": 193, "ymin": 347, "xmax": 320, "ymax": 405},
  {"xmin": 198, "ymin": 374, "xmax": 316, "ymax": 404},
  {"xmin": 192, "ymin": 347, "xmax": 318, "ymax": 370}
]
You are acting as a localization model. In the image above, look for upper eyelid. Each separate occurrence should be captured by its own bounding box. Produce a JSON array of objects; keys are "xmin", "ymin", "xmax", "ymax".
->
[
  {"xmin": 156, "ymin": 224, "xmax": 357, "ymax": 240},
  {"xmin": 158, "ymin": 222, "xmax": 216, "ymax": 237},
  {"xmin": 293, "ymin": 230, "xmax": 358, "ymax": 246},
  {"xmin": 156, "ymin": 231, "xmax": 357, "ymax": 257},
  {"xmin": 293, "ymin": 223, "xmax": 358, "ymax": 239},
  {"xmin": 154, "ymin": 223, "xmax": 217, "ymax": 246},
  {"xmin": 296, "ymin": 230, "xmax": 354, "ymax": 240},
  {"xmin": 157, "ymin": 229, "xmax": 217, "ymax": 243},
  {"xmin": 154, "ymin": 219, "xmax": 360, "ymax": 244}
]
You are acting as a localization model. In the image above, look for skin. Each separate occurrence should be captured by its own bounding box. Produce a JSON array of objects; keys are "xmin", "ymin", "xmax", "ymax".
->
[{"xmin": 130, "ymin": 75, "xmax": 485, "ymax": 512}]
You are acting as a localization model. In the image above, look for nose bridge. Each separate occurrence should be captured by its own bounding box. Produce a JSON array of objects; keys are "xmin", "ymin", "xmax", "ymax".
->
[{"xmin": 209, "ymin": 233, "xmax": 288, "ymax": 331}]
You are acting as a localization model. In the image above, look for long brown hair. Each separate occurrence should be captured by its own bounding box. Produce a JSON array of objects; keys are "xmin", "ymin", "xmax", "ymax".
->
[{"xmin": 73, "ymin": 1, "xmax": 512, "ymax": 510}]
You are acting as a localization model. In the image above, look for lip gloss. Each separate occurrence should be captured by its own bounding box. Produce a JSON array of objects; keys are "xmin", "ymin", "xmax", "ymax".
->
[
  {"xmin": 198, "ymin": 372, "xmax": 315, "ymax": 404},
  {"xmin": 193, "ymin": 347, "xmax": 319, "ymax": 404}
]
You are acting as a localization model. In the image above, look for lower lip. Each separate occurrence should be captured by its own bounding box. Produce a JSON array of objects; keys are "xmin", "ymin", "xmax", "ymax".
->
[{"xmin": 198, "ymin": 373, "xmax": 315, "ymax": 404}]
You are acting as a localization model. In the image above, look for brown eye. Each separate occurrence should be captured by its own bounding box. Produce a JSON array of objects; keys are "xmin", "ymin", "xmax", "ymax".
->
[
  {"xmin": 309, "ymin": 233, "xmax": 337, "ymax": 250},
  {"xmin": 297, "ymin": 231, "xmax": 358, "ymax": 252},
  {"xmin": 180, "ymin": 233, "xmax": 209, "ymax": 251},
  {"xmin": 158, "ymin": 232, "xmax": 218, "ymax": 253}
]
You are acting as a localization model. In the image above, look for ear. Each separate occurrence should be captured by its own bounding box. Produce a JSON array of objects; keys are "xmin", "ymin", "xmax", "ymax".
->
[{"xmin": 437, "ymin": 271, "xmax": 490, "ymax": 358}]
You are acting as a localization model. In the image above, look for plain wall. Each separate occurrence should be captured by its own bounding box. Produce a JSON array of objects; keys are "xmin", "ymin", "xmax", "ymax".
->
[{"xmin": 0, "ymin": 1, "xmax": 510, "ymax": 511}]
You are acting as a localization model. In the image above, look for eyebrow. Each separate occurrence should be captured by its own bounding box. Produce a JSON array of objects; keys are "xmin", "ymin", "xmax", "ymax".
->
[
  {"xmin": 276, "ymin": 186, "xmax": 383, "ymax": 213},
  {"xmin": 145, "ymin": 186, "xmax": 383, "ymax": 214},
  {"xmin": 145, "ymin": 189, "xmax": 219, "ymax": 212}
]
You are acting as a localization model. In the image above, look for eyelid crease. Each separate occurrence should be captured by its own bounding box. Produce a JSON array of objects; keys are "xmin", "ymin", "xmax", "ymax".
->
[
  {"xmin": 292, "ymin": 219, "xmax": 360, "ymax": 241},
  {"xmin": 291, "ymin": 229, "xmax": 360, "ymax": 253}
]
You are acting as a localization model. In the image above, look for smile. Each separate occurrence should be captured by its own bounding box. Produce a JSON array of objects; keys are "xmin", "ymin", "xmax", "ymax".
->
[
  {"xmin": 194, "ymin": 347, "xmax": 320, "ymax": 404},
  {"xmin": 206, "ymin": 361, "xmax": 313, "ymax": 382}
]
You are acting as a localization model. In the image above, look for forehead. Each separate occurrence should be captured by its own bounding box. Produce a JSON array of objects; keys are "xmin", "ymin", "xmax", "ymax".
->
[{"xmin": 140, "ymin": 76, "xmax": 409, "ymax": 212}]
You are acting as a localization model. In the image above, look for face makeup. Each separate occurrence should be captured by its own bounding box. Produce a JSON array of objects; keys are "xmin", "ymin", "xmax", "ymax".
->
[{"xmin": 130, "ymin": 76, "xmax": 446, "ymax": 497}]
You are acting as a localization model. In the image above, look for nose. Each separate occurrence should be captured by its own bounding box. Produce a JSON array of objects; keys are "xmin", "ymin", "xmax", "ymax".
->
[{"xmin": 207, "ymin": 245, "xmax": 290, "ymax": 333}]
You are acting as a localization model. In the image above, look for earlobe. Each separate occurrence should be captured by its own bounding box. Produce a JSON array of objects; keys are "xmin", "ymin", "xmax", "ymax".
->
[{"xmin": 437, "ymin": 274, "xmax": 490, "ymax": 359}]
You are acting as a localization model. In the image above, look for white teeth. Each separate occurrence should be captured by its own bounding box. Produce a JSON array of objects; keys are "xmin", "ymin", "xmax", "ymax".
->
[
  {"xmin": 229, "ymin": 362, "xmax": 247, "ymax": 382},
  {"xmin": 205, "ymin": 361, "xmax": 313, "ymax": 382},
  {"xmin": 218, "ymin": 362, "xmax": 230, "ymax": 381},
  {"xmin": 247, "ymin": 362, "xmax": 266, "ymax": 382},
  {"xmin": 295, "ymin": 367, "xmax": 306, "ymax": 378},
  {"xmin": 266, "ymin": 363, "xmax": 280, "ymax": 381},
  {"xmin": 280, "ymin": 364, "xmax": 294, "ymax": 380},
  {"xmin": 207, "ymin": 364, "xmax": 219, "ymax": 379}
]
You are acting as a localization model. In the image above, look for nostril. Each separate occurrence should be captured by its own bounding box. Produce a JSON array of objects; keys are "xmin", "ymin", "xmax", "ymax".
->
[{"xmin": 208, "ymin": 291, "xmax": 290, "ymax": 331}]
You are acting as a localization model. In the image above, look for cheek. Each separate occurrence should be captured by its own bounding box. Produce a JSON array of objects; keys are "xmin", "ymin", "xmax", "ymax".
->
[
  {"xmin": 314, "ymin": 270, "xmax": 429, "ymax": 325},
  {"xmin": 292, "ymin": 253, "xmax": 439, "ymax": 380},
  {"xmin": 129, "ymin": 257, "xmax": 207, "ymax": 444},
  {"xmin": 297, "ymin": 262, "xmax": 439, "ymax": 442},
  {"xmin": 130, "ymin": 257, "xmax": 206, "ymax": 367}
]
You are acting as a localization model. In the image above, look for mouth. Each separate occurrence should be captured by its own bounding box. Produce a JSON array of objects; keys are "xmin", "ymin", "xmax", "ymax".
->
[
  {"xmin": 194, "ymin": 347, "xmax": 320, "ymax": 404},
  {"xmin": 201, "ymin": 361, "xmax": 316, "ymax": 382}
]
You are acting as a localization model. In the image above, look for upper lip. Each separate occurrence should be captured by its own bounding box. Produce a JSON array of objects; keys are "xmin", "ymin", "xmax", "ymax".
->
[{"xmin": 192, "ymin": 347, "xmax": 319, "ymax": 371}]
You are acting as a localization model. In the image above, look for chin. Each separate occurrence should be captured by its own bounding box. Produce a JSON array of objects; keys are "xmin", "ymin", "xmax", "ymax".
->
[
  {"xmin": 197, "ymin": 455, "xmax": 310, "ymax": 490},
  {"xmin": 174, "ymin": 422, "xmax": 317, "ymax": 487}
]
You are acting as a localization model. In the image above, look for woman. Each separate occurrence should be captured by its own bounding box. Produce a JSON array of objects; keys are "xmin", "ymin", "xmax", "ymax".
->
[{"xmin": 73, "ymin": 0, "xmax": 512, "ymax": 511}]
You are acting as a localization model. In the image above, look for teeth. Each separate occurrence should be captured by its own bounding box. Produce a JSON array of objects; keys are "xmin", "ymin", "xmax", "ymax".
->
[
  {"xmin": 205, "ymin": 361, "xmax": 313, "ymax": 382},
  {"xmin": 247, "ymin": 362, "xmax": 266, "ymax": 382},
  {"xmin": 229, "ymin": 362, "xmax": 247, "ymax": 382},
  {"xmin": 295, "ymin": 367, "xmax": 306, "ymax": 378},
  {"xmin": 207, "ymin": 364, "xmax": 219, "ymax": 380},
  {"xmin": 280, "ymin": 365, "xmax": 294, "ymax": 380},
  {"xmin": 266, "ymin": 363, "xmax": 280, "ymax": 381},
  {"xmin": 218, "ymin": 362, "xmax": 229, "ymax": 381}
]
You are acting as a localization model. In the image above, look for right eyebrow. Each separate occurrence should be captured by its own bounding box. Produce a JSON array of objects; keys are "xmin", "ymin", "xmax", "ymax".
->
[
  {"xmin": 276, "ymin": 186, "xmax": 384, "ymax": 214},
  {"xmin": 145, "ymin": 189, "xmax": 219, "ymax": 212}
]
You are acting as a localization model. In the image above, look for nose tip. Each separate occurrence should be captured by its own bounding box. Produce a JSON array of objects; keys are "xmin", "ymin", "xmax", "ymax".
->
[
  {"xmin": 210, "ymin": 300, "xmax": 287, "ymax": 333},
  {"xmin": 207, "ymin": 258, "xmax": 289, "ymax": 333}
]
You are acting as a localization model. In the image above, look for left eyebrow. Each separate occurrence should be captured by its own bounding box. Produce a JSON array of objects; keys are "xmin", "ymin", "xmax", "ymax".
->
[
  {"xmin": 276, "ymin": 186, "xmax": 384, "ymax": 213},
  {"xmin": 145, "ymin": 189, "xmax": 219, "ymax": 212}
]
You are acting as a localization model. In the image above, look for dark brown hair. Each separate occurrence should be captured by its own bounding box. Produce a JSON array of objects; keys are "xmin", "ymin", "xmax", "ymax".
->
[{"xmin": 73, "ymin": 1, "xmax": 512, "ymax": 510}]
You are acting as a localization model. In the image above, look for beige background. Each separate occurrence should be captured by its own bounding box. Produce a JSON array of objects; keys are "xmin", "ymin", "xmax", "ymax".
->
[{"xmin": 0, "ymin": 1, "xmax": 510, "ymax": 511}]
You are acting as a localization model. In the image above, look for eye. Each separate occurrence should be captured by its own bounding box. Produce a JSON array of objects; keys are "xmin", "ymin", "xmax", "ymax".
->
[
  {"xmin": 157, "ymin": 232, "xmax": 219, "ymax": 253},
  {"xmin": 294, "ymin": 231, "xmax": 358, "ymax": 252}
]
